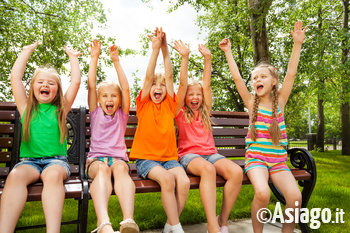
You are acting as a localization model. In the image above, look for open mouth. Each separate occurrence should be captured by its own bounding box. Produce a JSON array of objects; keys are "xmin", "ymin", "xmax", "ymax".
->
[
  {"xmin": 106, "ymin": 103, "xmax": 114, "ymax": 113},
  {"xmin": 257, "ymin": 84, "xmax": 264, "ymax": 92},
  {"xmin": 190, "ymin": 101, "xmax": 199, "ymax": 108},
  {"xmin": 154, "ymin": 91, "xmax": 162, "ymax": 100},
  {"xmin": 40, "ymin": 89, "xmax": 50, "ymax": 96}
]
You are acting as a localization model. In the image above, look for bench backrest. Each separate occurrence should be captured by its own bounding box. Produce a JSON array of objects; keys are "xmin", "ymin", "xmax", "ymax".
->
[
  {"xmin": 0, "ymin": 102, "xmax": 85, "ymax": 186},
  {"xmin": 84, "ymin": 109, "xmax": 249, "ymax": 161}
]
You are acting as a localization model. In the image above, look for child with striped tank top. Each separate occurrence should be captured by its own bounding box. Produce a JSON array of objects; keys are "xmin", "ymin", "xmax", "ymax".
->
[{"xmin": 219, "ymin": 20, "xmax": 307, "ymax": 233}]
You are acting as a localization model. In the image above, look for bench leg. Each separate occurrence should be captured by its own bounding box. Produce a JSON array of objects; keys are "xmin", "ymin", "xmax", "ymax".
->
[{"xmin": 78, "ymin": 180, "xmax": 89, "ymax": 233}]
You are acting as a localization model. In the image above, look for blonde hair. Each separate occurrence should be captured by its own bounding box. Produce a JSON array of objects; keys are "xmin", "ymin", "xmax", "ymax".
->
[
  {"xmin": 183, "ymin": 80, "xmax": 212, "ymax": 131},
  {"xmin": 97, "ymin": 81, "xmax": 121, "ymax": 99},
  {"xmin": 23, "ymin": 67, "xmax": 66, "ymax": 144},
  {"xmin": 249, "ymin": 62, "xmax": 282, "ymax": 145},
  {"xmin": 153, "ymin": 73, "xmax": 166, "ymax": 85}
]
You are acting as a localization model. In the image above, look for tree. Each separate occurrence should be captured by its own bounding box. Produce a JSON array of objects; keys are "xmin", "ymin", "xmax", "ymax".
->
[
  {"xmin": 341, "ymin": 0, "xmax": 350, "ymax": 155},
  {"xmin": 0, "ymin": 0, "xmax": 110, "ymax": 100}
]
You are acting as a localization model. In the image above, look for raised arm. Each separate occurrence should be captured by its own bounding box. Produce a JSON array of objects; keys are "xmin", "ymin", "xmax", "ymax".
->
[
  {"xmin": 161, "ymin": 30, "xmax": 174, "ymax": 98},
  {"xmin": 63, "ymin": 46, "xmax": 82, "ymax": 115},
  {"xmin": 198, "ymin": 44, "xmax": 213, "ymax": 109},
  {"xmin": 10, "ymin": 42, "xmax": 39, "ymax": 117},
  {"xmin": 87, "ymin": 40, "xmax": 101, "ymax": 112},
  {"xmin": 110, "ymin": 44, "xmax": 130, "ymax": 114},
  {"xmin": 141, "ymin": 27, "xmax": 162, "ymax": 100},
  {"xmin": 279, "ymin": 20, "xmax": 307, "ymax": 108},
  {"xmin": 219, "ymin": 38, "xmax": 253, "ymax": 110},
  {"xmin": 174, "ymin": 40, "xmax": 190, "ymax": 114}
]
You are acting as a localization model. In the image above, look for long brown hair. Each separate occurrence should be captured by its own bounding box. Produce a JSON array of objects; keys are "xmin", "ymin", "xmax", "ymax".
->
[
  {"xmin": 249, "ymin": 63, "xmax": 282, "ymax": 145},
  {"xmin": 183, "ymin": 80, "xmax": 212, "ymax": 131},
  {"xmin": 23, "ymin": 67, "xmax": 66, "ymax": 144}
]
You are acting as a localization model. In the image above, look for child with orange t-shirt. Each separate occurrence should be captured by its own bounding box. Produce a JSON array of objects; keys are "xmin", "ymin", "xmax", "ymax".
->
[{"xmin": 130, "ymin": 28, "xmax": 190, "ymax": 233}]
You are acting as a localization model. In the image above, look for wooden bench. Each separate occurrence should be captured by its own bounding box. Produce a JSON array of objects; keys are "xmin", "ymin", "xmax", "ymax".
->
[
  {"xmin": 0, "ymin": 102, "xmax": 88, "ymax": 233},
  {"xmin": 83, "ymin": 107, "xmax": 317, "ymax": 233},
  {"xmin": 0, "ymin": 102, "xmax": 316, "ymax": 233}
]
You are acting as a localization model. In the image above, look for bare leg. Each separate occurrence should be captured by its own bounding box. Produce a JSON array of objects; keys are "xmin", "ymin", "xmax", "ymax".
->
[
  {"xmin": 214, "ymin": 159, "xmax": 243, "ymax": 227},
  {"xmin": 111, "ymin": 161, "xmax": 135, "ymax": 220},
  {"xmin": 167, "ymin": 166, "xmax": 190, "ymax": 217},
  {"xmin": 271, "ymin": 171, "xmax": 302, "ymax": 233},
  {"xmin": 147, "ymin": 166, "xmax": 179, "ymax": 225},
  {"xmin": 186, "ymin": 157, "xmax": 220, "ymax": 233},
  {"xmin": 41, "ymin": 165, "xmax": 67, "ymax": 233},
  {"xmin": 89, "ymin": 162, "xmax": 114, "ymax": 233},
  {"xmin": 0, "ymin": 165, "xmax": 40, "ymax": 233},
  {"xmin": 247, "ymin": 168, "xmax": 270, "ymax": 233}
]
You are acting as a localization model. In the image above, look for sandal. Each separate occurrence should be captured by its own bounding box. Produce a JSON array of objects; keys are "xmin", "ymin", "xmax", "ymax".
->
[
  {"xmin": 120, "ymin": 218, "xmax": 139, "ymax": 233},
  {"xmin": 91, "ymin": 222, "xmax": 118, "ymax": 233}
]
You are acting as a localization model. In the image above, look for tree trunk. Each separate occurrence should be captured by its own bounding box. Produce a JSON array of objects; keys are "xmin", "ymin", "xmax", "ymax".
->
[
  {"xmin": 317, "ymin": 96, "xmax": 325, "ymax": 151},
  {"xmin": 247, "ymin": 0, "xmax": 272, "ymax": 65},
  {"xmin": 341, "ymin": 0, "xmax": 350, "ymax": 155}
]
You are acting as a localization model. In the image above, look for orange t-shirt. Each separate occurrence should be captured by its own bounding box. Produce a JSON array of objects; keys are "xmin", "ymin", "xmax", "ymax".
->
[{"xmin": 130, "ymin": 90, "xmax": 178, "ymax": 161}]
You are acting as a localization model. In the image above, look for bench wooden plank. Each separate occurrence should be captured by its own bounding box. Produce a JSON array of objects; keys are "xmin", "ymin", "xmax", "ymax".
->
[
  {"xmin": 0, "ymin": 124, "xmax": 15, "ymax": 134},
  {"xmin": 0, "ymin": 111, "xmax": 16, "ymax": 121},
  {"xmin": 0, "ymin": 138, "xmax": 13, "ymax": 148}
]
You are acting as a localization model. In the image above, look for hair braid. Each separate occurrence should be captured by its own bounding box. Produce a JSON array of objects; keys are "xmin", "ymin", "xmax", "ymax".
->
[
  {"xmin": 249, "ymin": 94, "xmax": 260, "ymax": 141},
  {"xmin": 269, "ymin": 85, "xmax": 282, "ymax": 145}
]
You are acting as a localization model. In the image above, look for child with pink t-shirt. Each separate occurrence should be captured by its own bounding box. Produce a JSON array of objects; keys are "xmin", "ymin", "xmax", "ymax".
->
[
  {"xmin": 174, "ymin": 41, "xmax": 243, "ymax": 233},
  {"xmin": 87, "ymin": 40, "xmax": 139, "ymax": 233}
]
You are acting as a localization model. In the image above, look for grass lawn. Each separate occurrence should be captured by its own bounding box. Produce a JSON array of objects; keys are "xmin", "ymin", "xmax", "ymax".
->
[{"xmin": 16, "ymin": 150, "xmax": 349, "ymax": 232}]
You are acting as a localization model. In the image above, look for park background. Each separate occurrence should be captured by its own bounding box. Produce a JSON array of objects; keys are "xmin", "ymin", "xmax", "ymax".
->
[{"xmin": 0, "ymin": 0, "xmax": 349, "ymax": 232}]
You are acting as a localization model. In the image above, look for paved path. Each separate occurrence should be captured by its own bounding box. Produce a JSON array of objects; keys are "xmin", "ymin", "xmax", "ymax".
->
[{"xmin": 141, "ymin": 219, "xmax": 301, "ymax": 233}]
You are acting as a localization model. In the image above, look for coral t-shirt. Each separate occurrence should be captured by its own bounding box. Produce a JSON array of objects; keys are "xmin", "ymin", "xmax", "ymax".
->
[
  {"xmin": 176, "ymin": 108, "xmax": 217, "ymax": 159},
  {"xmin": 130, "ymin": 90, "xmax": 178, "ymax": 161}
]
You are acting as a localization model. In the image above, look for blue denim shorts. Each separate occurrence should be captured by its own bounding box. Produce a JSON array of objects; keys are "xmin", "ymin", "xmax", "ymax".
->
[
  {"xmin": 179, "ymin": 153, "xmax": 226, "ymax": 171},
  {"xmin": 85, "ymin": 156, "xmax": 130, "ymax": 179},
  {"xmin": 13, "ymin": 156, "xmax": 71, "ymax": 177},
  {"xmin": 135, "ymin": 159, "xmax": 183, "ymax": 178}
]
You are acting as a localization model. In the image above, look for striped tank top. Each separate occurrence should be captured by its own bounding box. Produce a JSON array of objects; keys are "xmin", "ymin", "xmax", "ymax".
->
[{"xmin": 245, "ymin": 106, "xmax": 288, "ymax": 163}]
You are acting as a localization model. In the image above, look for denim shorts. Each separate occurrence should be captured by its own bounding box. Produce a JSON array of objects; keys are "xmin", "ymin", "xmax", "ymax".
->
[
  {"xmin": 179, "ymin": 153, "xmax": 226, "ymax": 171},
  {"xmin": 13, "ymin": 156, "xmax": 71, "ymax": 177},
  {"xmin": 85, "ymin": 156, "xmax": 130, "ymax": 179},
  {"xmin": 135, "ymin": 159, "xmax": 183, "ymax": 178}
]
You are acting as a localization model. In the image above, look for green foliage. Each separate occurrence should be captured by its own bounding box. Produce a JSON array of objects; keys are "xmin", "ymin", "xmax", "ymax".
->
[{"xmin": 0, "ymin": 0, "xmax": 110, "ymax": 100}]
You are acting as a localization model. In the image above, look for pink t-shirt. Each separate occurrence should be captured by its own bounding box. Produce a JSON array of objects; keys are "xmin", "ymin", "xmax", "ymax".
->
[
  {"xmin": 175, "ymin": 108, "xmax": 217, "ymax": 159},
  {"xmin": 88, "ymin": 106, "xmax": 129, "ymax": 161}
]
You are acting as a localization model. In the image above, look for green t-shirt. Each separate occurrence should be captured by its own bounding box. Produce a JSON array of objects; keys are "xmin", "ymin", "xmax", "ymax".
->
[{"xmin": 20, "ymin": 103, "xmax": 67, "ymax": 158}]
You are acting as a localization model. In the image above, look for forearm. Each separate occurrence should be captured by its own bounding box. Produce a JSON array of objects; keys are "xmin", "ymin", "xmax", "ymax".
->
[
  {"xmin": 224, "ymin": 50, "xmax": 242, "ymax": 82},
  {"xmin": 286, "ymin": 42, "xmax": 303, "ymax": 77},
  {"xmin": 162, "ymin": 45, "xmax": 173, "ymax": 80},
  {"xmin": 113, "ymin": 60, "xmax": 129, "ymax": 91},
  {"xmin": 145, "ymin": 48, "xmax": 160, "ymax": 82},
  {"xmin": 69, "ymin": 56, "xmax": 81, "ymax": 86},
  {"xmin": 11, "ymin": 50, "xmax": 32, "ymax": 81},
  {"xmin": 179, "ymin": 56, "xmax": 189, "ymax": 87},
  {"xmin": 87, "ymin": 57, "xmax": 98, "ymax": 88},
  {"xmin": 202, "ymin": 57, "xmax": 212, "ymax": 89}
]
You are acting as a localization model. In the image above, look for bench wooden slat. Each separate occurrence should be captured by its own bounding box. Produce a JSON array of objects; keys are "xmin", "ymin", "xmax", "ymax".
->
[
  {"xmin": 0, "ymin": 138, "xmax": 13, "ymax": 148},
  {"xmin": 217, "ymin": 149, "xmax": 246, "ymax": 157},
  {"xmin": 0, "ymin": 152, "xmax": 11, "ymax": 162},
  {"xmin": 211, "ymin": 118, "xmax": 250, "ymax": 126},
  {"xmin": 0, "ymin": 111, "xmax": 16, "ymax": 121},
  {"xmin": 212, "ymin": 128, "xmax": 248, "ymax": 136},
  {"xmin": 0, "ymin": 124, "xmax": 15, "ymax": 134},
  {"xmin": 213, "ymin": 138, "xmax": 246, "ymax": 146}
]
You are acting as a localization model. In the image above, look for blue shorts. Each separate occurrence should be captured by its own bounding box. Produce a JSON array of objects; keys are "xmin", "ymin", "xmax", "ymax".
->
[
  {"xmin": 85, "ymin": 156, "xmax": 130, "ymax": 178},
  {"xmin": 13, "ymin": 156, "xmax": 71, "ymax": 177},
  {"xmin": 135, "ymin": 159, "xmax": 183, "ymax": 178},
  {"xmin": 179, "ymin": 153, "xmax": 225, "ymax": 171}
]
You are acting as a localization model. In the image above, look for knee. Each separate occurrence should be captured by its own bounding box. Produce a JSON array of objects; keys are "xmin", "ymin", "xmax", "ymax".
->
[
  {"xmin": 113, "ymin": 162, "xmax": 129, "ymax": 174},
  {"xmin": 254, "ymin": 188, "xmax": 270, "ymax": 204},
  {"xmin": 42, "ymin": 167, "xmax": 66, "ymax": 183},
  {"xmin": 6, "ymin": 169, "xmax": 26, "ymax": 184},
  {"xmin": 96, "ymin": 163, "xmax": 111, "ymax": 177},
  {"xmin": 177, "ymin": 174, "xmax": 190, "ymax": 192},
  {"xmin": 159, "ymin": 172, "xmax": 175, "ymax": 192},
  {"xmin": 226, "ymin": 163, "xmax": 243, "ymax": 181},
  {"xmin": 285, "ymin": 190, "xmax": 302, "ymax": 207},
  {"xmin": 200, "ymin": 164, "xmax": 216, "ymax": 177}
]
